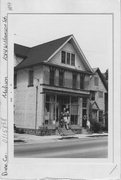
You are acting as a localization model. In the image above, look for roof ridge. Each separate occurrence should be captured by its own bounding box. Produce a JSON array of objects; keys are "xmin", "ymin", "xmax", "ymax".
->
[{"xmin": 32, "ymin": 34, "xmax": 73, "ymax": 48}]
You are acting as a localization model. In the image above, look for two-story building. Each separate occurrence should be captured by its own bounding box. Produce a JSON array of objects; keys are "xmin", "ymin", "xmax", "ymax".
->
[
  {"xmin": 14, "ymin": 35, "xmax": 108, "ymax": 133},
  {"xmin": 87, "ymin": 68, "xmax": 108, "ymax": 127}
]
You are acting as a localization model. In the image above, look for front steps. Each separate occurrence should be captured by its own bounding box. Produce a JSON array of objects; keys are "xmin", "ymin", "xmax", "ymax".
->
[{"xmin": 58, "ymin": 127, "xmax": 75, "ymax": 136}]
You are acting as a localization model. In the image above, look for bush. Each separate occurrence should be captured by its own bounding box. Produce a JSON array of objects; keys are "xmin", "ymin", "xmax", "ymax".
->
[{"xmin": 90, "ymin": 120, "xmax": 103, "ymax": 133}]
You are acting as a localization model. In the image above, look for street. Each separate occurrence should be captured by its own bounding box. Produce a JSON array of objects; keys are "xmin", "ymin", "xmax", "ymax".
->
[{"xmin": 14, "ymin": 136, "xmax": 108, "ymax": 158}]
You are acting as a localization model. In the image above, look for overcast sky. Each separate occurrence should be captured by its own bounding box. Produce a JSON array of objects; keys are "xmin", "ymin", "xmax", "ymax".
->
[{"xmin": 10, "ymin": 14, "xmax": 112, "ymax": 73}]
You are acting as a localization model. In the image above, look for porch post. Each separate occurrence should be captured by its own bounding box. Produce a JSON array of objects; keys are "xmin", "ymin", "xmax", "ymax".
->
[
  {"xmin": 87, "ymin": 98, "xmax": 90, "ymax": 122},
  {"xmin": 37, "ymin": 92, "xmax": 45, "ymax": 127},
  {"xmin": 78, "ymin": 97, "xmax": 82, "ymax": 126}
]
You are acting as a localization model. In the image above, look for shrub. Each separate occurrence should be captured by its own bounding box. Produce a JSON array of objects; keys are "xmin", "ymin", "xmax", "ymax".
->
[{"xmin": 90, "ymin": 120, "xmax": 103, "ymax": 133}]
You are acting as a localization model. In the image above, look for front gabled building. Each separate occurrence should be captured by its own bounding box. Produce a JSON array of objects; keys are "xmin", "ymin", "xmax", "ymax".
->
[
  {"xmin": 14, "ymin": 35, "xmax": 108, "ymax": 132},
  {"xmin": 87, "ymin": 68, "xmax": 108, "ymax": 127}
]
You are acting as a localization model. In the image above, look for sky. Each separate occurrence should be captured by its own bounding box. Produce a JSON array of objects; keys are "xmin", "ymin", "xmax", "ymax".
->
[{"xmin": 10, "ymin": 14, "xmax": 112, "ymax": 73}]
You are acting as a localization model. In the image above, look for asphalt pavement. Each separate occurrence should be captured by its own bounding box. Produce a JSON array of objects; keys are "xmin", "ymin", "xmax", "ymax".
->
[{"xmin": 14, "ymin": 135, "xmax": 108, "ymax": 158}]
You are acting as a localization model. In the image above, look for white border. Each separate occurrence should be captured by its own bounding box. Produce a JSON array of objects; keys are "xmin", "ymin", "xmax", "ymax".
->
[{"xmin": 0, "ymin": 0, "xmax": 120, "ymax": 179}]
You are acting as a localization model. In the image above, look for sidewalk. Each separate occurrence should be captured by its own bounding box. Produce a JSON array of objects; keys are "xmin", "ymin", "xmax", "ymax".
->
[{"xmin": 14, "ymin": 132, "xmax": 108, "ymax": 145}]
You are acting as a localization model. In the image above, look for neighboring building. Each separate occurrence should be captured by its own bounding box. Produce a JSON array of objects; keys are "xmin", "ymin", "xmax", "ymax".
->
[
  {"xmin": 14, "ymin": 35, "xmax": 108, "ymax": 132},
  {"xmin": 88, "ymin": 68, "xmax": 108, "ymax": 127}
]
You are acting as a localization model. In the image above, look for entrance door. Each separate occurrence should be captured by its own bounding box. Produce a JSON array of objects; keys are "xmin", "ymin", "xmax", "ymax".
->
[{"xmin": 56, "ymin": 95, "xmax": 70, "ymax": 121}]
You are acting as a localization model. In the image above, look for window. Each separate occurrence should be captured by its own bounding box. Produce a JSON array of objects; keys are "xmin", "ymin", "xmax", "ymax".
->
[
  {"xmin": 45, "ymin": 94, "xmax": 56, "ymax": 124},
  {"xmin": 90, "ymin": 91, "xmax": 95, "ymax": 100},
  {"xmin": 83, "ymin": 98, "xmax": 87, "ymax": 108},
  {"xmin": 71, "ymin": 54, "xmax": 75, "ymax": 66},
  {"xmin": 50, "ymin": 68, "xmax": 55, "ymax": 86},
  {"xmin": 59, "ymin": 70, "xmax": 64, "ymax": 87},
  {"xmin": 61, "ymin": 51, "xmax": 75, "ymax": 66},
  {"xmin": 67, "ymin": 52, "xmax": 70, "ymax": 64},
  {"xmin": 61, "ymin": 51, "xmax": 66, "ymax": 63},
  {"xmin": 99, "ymin": 110, "xmax": 103, "ymax": 122},
  {"xmin": 71, "ymin": 96, "xmax": 78, "ymax": 125},
  {"xmin": 98, "ymin": 91, "xmax": 103, "ymax": 98},
  {"xmin": 14, "ymin": 72, "xmax": 17, "ymax": 88},
  {"xmin": 72, "ymin": 73, "xmax": 77, "ymax": 89},
  {"xmin": 28, "ymin": 70, "xmax": 33, "ymax": 86},
  {"xmin": 80, "ymin": 74, "xmax": 84, "ymax": 89},
  {"xmin": 94, "ymin": 76, "xmax": 99, "ymax": 86}
]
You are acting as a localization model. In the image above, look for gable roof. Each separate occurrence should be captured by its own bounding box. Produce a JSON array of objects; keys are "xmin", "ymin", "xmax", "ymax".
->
[
  {"xmin": 14, "ymin": 35, "xmax": 93, "ymax": 72},
  {"xmin": 14, "ymin": 44, "xmax": 30, "ymax": 58},
  {"xmin": 90, "ymin": 101, "xmax": 99, "ymax": 110},
  {"xmin": 93, "ymin": 68, "xmax": 108, "ymax": 91}
]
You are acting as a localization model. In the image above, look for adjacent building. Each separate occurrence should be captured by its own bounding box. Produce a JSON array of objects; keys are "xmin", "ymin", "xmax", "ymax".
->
[{"xmin": 14, "ymin": 35, "xmax": 108, "ymax": 132}]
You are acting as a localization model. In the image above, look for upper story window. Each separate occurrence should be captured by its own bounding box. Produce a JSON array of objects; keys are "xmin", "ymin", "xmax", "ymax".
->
[
  {"xmin": 61, "ymin": 51, "xmax": 75, "ymax": 66},
  {"xmin": 61, "ymin": 51, "xmax": 66, "ymax": 64},
  {"xmin": 72, "ymin": 73, "xmax": 77, "ymax": 89},
  {"xmin": 80, "ymin": 74, "xmax": 84, "ymax": 89},
  {"xmin": 94, "ymin": 76, "xmax": 99, "ymax": 86},
  {"xmin": 28, "ymin": 70, "xmax": 33, "ymax": 87},
  {"xmin": 59, "ymin": 70, "xmax": 64, "ymax": 87},
  {"xmin": 67, "ymin": 53, "xmax": 71, "ymax": 64},
  {"xmin": 90, "ymin": 91, "xmax": 95, "ymax": 100},
  {"xmin": 71, "ymin": 54, "xmax": 75, "ymax": 66},
  {"xmin": 50, "ymin": 68, "xmax": 55, "ymax": 86},
  {"xmin": 98, "ymin": 91, "xmax": 103, "ymax": 98},
  {"xmin": 83, "ymin": 98, "xmax": 87, "ymax": 108},
  {"xmin": 14, "ymin": 72, "xmax": 17, "ymax": 89}
]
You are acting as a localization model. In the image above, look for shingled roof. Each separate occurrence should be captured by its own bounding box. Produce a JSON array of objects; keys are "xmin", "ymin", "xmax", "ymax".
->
[
  {"xmin": 14, "ymin": 35, "xmax": 93, "ymax": 73},
  {"xmin": 14, "ymin": 44, "xmax": 30, "ymax": 58},
  {"xmin": 15, "ymin": 35, "xmax": 72, "ymax": 69}
]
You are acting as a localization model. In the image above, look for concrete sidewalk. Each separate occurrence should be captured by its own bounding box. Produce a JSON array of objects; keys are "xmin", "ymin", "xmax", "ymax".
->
[{"xmin": 14, "ymin": 132, "xmax": 108, "ymax": 145}]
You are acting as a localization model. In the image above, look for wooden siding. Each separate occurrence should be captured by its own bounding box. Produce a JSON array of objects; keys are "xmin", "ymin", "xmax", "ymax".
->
[
  {"xmin": 49, "ymin": 42, "xmax": 86, "ymax": 71},
  {"xmin": 14, "ymin": 66, "xmax": 44, "ymax": 129}
]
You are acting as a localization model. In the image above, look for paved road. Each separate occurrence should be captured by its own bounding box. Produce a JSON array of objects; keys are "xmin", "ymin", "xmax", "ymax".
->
[{"xmin": 14, "ymin": 136, "xmax": 108, "ymax": 158}]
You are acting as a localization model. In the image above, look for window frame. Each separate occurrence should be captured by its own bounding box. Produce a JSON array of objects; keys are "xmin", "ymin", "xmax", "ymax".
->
[
  {"xmin": 94, "ymin": 76, "xmax": 99, "ymax": 86},
  {"xmin": 67, "ymin": 52, "xmax": 71, "ymax": 65},
  {"xmin": 59, "ymin": 70, "xmax": 64, "ymax": 87},
  {"xmin": 80, "ymin": 74, "xmax": 84, "ymax": 89},
  {"xmin": 71, "ymin": 53, "xmax": 75, "ymax": 66},
  {"xmin": 49, "ymin": 68, "xmax": 55, "ymax": 86},
  {"xmin": 90, "ymin": 91, "xmax": 95, "ymax": 101},
  {"xmin": 98, "ymin": 91, "xmax": 103, "ymax": 98},
  {"xmin": 61, "ymin": 51, "xmax": 75, "ymax": 66},
  {"xmin": 72, "ymin": 73, "xmax": 77, "ymax": 89},
  {"xmin": 99, "ymin": 110, "xmax": 103, "ymax": 122},
  {"xmin": 61, "ymin": 51, "xmax": 66, "ymax": 64}
]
